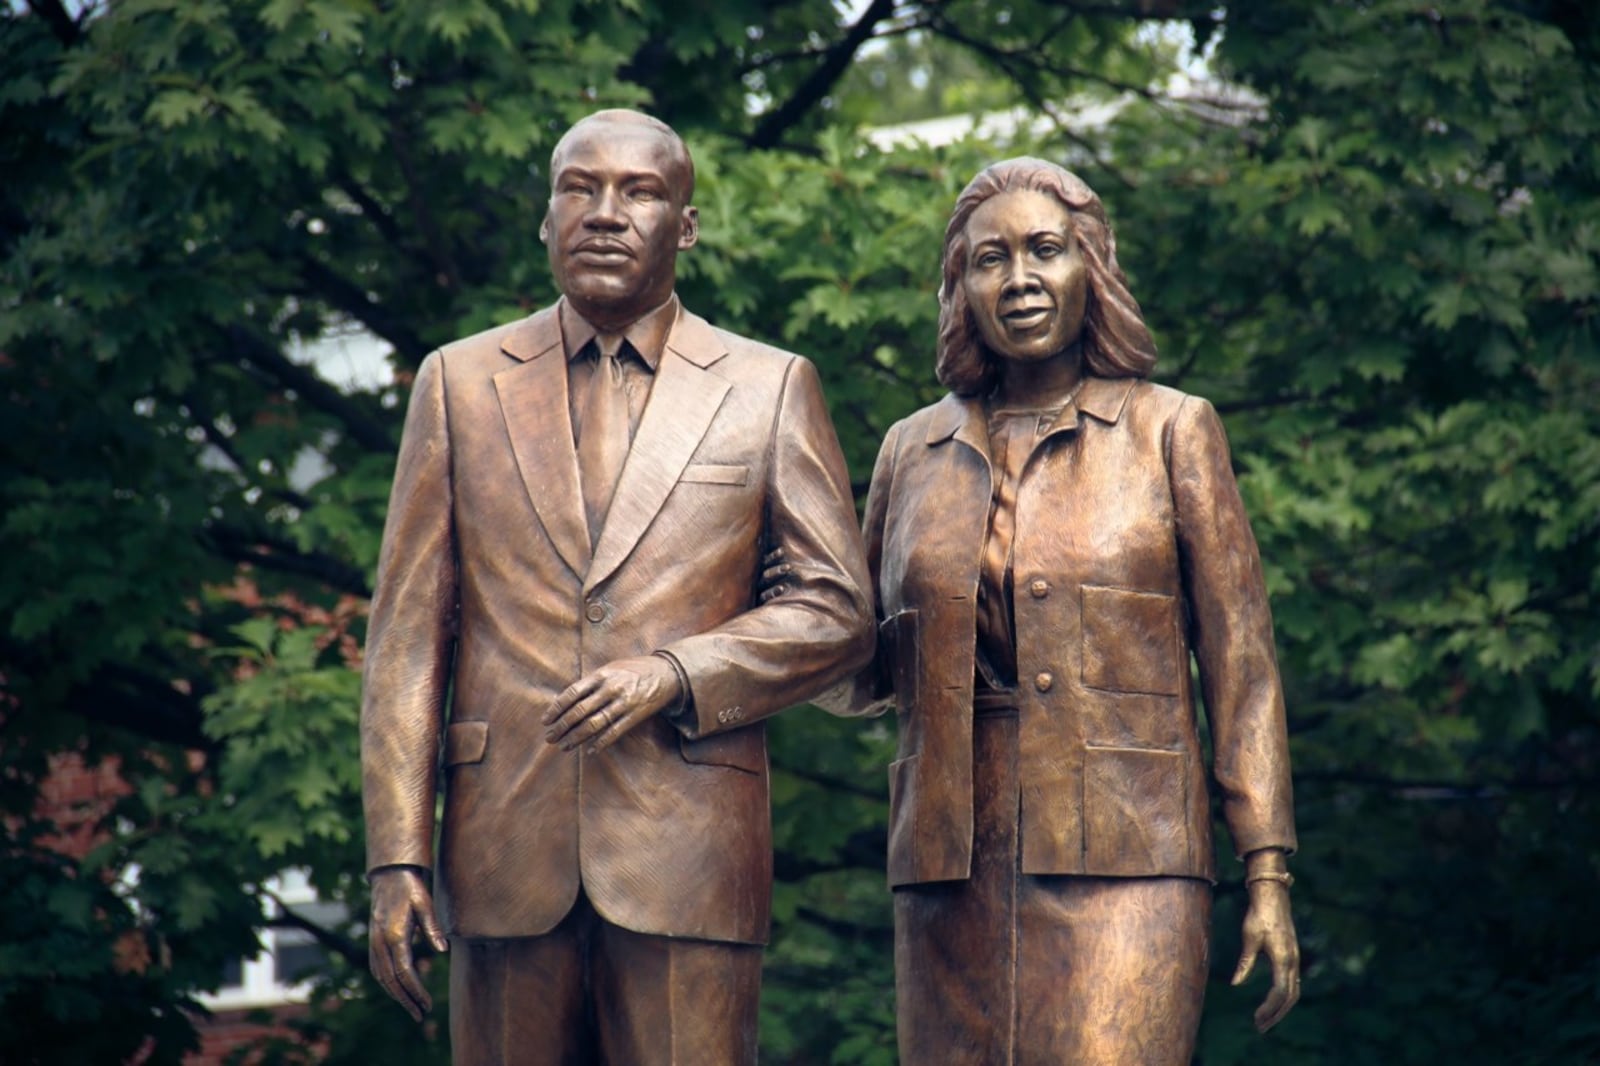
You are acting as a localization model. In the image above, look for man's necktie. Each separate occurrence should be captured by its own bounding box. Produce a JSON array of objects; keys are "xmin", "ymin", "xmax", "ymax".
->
[{"xmin": 577, "ymin": 334, "xmax": 630, "ymax": 547}]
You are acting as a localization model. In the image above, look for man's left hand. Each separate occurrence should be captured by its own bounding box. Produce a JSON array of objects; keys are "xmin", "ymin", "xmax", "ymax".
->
[{"xmin": 543, "ymin": 655, "xmax": 682, "ymax": 754}]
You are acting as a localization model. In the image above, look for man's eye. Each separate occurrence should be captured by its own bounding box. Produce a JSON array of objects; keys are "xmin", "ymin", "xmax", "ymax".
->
[
  {"xmin": 632, "ymin": 188, "xmax": 662, "ymax": 202},
  {"xmin": 1036, "ymin": 243, "xmax": 1061, "ymax": 258}
]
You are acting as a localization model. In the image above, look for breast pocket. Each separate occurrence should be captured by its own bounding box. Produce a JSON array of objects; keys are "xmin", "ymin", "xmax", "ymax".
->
[
  {"xmin": 680, "ymin": 463, "xmax": 749, "ymax": 486},
  {"xmin": 1081, "ymin": 585, "xmax": 1181, "ymax": 696}
]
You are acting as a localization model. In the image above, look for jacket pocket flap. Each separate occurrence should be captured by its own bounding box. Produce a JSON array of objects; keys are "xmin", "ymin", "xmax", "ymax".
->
[
  {"xmin": 679, "ymin": 731, "xmax": 765, "ymax": 775},
  {"xmin": 682, "ymin": 463, "xmax": 749, "ymax": 485},
  {"xmin": 443, "ymin": 721, "xmax": 489, "ymax": 767}
]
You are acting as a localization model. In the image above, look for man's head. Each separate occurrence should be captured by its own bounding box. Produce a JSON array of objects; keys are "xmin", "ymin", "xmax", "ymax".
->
[{"xmin": 540, "ymin": 110, "xmax": 699, "ymax": 330}]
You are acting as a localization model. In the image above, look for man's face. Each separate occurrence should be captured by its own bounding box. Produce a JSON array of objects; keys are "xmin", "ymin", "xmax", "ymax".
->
[{"xmin": 541, "ymin": 122, "xmax": 698, "ymax": 328}]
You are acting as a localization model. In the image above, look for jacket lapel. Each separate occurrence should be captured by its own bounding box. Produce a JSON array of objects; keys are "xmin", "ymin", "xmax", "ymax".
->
[
  {"xmin": 493, "ymin": 306, "xmax": 591, "ymax": 578},
  {"xmin": 584, "ymin": 310, "xmax": 730, "ymax": 594},
  {"xmin": 924, "ymin": 392, "xmax": 992, "ymax": 465}
]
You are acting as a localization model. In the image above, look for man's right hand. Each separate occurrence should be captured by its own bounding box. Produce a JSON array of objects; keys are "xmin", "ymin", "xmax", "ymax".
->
[{"xmin": 369, "ymin": 865, "xmax": 448, "ymax": 1022}]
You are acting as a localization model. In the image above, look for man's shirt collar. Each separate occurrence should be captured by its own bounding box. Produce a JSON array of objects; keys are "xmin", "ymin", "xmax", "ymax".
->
[{"xmin": 559, "ymin": 294, "xmax": 679, "ymax": 371}]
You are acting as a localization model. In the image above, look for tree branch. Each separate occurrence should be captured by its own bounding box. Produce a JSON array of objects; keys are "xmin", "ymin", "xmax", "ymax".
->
[
  {"xmin": 737, "ymin": 16, "xmax": 931, "ymax": 75},
  {"xmin": 182, "ymin": 392, "xmax": 316, "ymax": 513},
  {"xmin": 1295, "ymin": 770, "xmax": 1600, "ymax": 795},
  {"xmin": 748, "ymin": 0, "xmax": 898, "ymax": 149},
  {"xmin": 203, "ymin": 523, "xmax": 372, "ymax": 599},
  {"xmin": 794, "ymin": 904, "xmax": 892, "ymax": 942},
  {"xmin": 773, "ymin": 826, "xmax": 886, "ymax": 881},
  {"xmin": 387, "ymin": 115, "xmax": 463, "ymax": 292},
  {"xmin": 25, "ymin": 0, "xmax": 81, "ymax": 46},
  {"xmin": 225, "ymin": 326, "xmax": 395, "ymax": 454},
  {"xmin": 294, "ymin": 251, "xmax": 427, "ymax": 365},
  {"xmin": 3, "ymin": 650, "xmax": 216, "ymax": 751},
  {"xmin": 334, "ymin": 175, "xmax": 409, "ymax": 259},
  {"xmin": 262, "ymin": 887, "xmax": 367, "ymax": 971}
]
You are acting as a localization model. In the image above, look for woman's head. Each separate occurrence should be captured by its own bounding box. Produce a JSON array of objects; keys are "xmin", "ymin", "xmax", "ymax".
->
[{"xmin": 936, "ymin": 157, "xmax": 1157, "ymax": 397}]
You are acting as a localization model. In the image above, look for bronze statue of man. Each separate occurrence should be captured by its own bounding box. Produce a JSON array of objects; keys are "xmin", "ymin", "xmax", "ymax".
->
[{"xmin": 360, "ymin": 109, "xmax": 874, "ymax": 1066}]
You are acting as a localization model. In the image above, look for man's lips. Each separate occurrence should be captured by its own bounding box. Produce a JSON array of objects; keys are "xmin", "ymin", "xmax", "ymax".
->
[{"xmin": 573, "ymin": 240, "xmax": 634, "ymax": 261}]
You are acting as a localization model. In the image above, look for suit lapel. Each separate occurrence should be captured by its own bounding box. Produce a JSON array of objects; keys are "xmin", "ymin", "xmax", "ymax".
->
[
  {"xmin": 584, "ymin": 311, "xmax": 730, "ymax": 594},
  {"xmin": 493, "ymin": 307, "xmax": 591, "ymax": 579}
]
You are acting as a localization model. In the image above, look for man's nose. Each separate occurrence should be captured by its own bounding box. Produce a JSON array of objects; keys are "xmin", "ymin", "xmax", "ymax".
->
[{"xmin": 584, "ymin": 186, "xmax": 627, "ymax": 229}]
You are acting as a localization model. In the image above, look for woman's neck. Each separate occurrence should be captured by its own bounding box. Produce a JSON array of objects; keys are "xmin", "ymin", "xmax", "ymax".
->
[{"xmin": 994, "ymin": 341, "xmax": 1085, "ymax": 408}]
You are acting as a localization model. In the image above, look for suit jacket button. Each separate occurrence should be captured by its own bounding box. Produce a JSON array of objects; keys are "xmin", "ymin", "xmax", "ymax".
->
[
  {"xmin": 1034, "ymin": 671, "xmax": 1054, "ymax": 692},
  {"xmin": 585, "ymin": 602, "xmax": 606, "ymax": 623},
  {"xmin": 1029, "ymin": 579, "xmax": 1050, "ymax": 599}
]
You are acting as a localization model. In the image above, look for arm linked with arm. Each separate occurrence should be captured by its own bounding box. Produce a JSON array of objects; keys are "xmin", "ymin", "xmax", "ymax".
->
[
  {"xmin": 812, "ymin": 418, "xmax": 903, "ymax": 719},
  {"xmin": 662, "ymin": 356, "xmax": 876, "ymax": 737}
]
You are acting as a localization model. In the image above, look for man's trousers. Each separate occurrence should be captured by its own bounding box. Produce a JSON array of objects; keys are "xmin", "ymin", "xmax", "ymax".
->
[{"xmin": 449, "ymin": 892, "xmax": 762, "ymax": 1066}]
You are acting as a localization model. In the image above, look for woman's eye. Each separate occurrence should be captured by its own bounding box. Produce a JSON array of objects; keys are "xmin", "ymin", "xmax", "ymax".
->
[
  {"xmin": 1036, "ymin": 243, "xmax": 1061, "ymax": 258},
  {"xmin": 976, "ymin": 252, "xmax": 1003, "ymax": 267}
]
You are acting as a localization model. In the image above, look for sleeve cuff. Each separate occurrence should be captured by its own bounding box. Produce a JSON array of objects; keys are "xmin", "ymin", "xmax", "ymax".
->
[{"xmin": 652, "ymin": 650, "xmax": 695, "ymax": 730}]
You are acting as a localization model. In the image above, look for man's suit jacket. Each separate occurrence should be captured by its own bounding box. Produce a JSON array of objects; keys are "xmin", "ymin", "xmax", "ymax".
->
[
  {"xmin": 361, "ymin": 302, "xmax": 873, "ymax": 944},
  {"xmin": 848, "ymin": 375, "xmax": 1295, "ymax": 887}
]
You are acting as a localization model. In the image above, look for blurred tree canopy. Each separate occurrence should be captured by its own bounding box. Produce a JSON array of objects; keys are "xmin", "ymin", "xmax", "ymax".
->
[{"xmin": 2, "ymin": 0, "xmax": 1598, "ymax": 1063}]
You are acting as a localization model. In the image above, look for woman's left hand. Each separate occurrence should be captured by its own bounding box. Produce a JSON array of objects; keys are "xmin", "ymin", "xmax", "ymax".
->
[{"xmin": 1231, "ymin": 856, "xmax": 1301, "ymax": 1032}]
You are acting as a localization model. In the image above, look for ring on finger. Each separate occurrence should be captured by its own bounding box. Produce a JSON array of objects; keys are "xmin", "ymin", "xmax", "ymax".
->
[{"xmin": 599, "ymin": 706, "xmax": 613, "ymax": 730}]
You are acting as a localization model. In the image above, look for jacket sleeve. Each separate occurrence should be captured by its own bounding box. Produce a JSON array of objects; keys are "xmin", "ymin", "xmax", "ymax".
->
[
  {"xmin": 813, "ymin": 419, "xmax": 901, "ymax": 718},
  {"xmin": 360, "ymin": 351, "xmax": 458, "ymax": 875},
  {"xmin": 662, "ymin": 355, "xmax": 876, "ymax": 737},
  {"xmin": 1169, "ymin": 395, "xmax": 1297, "ymax": 859}
]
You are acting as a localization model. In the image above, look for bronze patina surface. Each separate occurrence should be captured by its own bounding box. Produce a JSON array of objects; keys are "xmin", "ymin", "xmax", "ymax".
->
[
  {"xmin": 360, "ymin": 109, "xmax": 874, "ymax": 1065},
  {"xmin": 825, "ymin": 157, "xmax": 1300, "ymax": 1062}
]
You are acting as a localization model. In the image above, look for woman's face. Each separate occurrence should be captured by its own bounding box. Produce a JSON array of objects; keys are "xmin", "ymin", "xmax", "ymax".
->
[{"xmin": 960, "ymin": 188, "xmax": 1088, "ymax": 366}]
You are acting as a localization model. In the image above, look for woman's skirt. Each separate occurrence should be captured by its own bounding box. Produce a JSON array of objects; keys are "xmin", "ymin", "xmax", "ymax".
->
[{"xmin": 894, "ymin": 707, "xmax": 1212, "ymax": 1066}]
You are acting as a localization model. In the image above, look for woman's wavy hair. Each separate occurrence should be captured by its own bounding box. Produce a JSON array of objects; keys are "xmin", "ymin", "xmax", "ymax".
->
[{"xmin": 936, "ymin": 157, "xmax": 1157, "ymax": 396}]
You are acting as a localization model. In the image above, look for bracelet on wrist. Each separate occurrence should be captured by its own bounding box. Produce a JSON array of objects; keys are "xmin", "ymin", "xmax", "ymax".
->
[{"xmin": 1246, "ymin": 870, "xmax": 1294, "ymax": 888}]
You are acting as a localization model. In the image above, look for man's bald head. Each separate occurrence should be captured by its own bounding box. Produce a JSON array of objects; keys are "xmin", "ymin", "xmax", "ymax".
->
[{"xmin": 551, "ymin": 109, "xmax": 695, "ymax": 206}]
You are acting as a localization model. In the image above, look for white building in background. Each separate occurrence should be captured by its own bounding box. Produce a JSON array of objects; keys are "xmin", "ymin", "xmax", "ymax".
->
[{"xmin": 200, "ymin": 869, "xmax": 350, "ymax": 1011}]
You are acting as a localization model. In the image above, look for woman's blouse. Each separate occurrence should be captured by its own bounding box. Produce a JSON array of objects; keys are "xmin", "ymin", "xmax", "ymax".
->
[{"xmin": 975, "ymin": 402, "xmax": 1067, "ymax": 691}]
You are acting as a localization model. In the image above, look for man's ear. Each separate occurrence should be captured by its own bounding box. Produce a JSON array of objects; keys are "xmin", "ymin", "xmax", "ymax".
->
[
  {"xmin": 678, "ymin": 206, "xmax": 699, "ymax": 250},
  {"xmin": 538, "ymin": 214, "xmax": 551, "ymax": 244}
]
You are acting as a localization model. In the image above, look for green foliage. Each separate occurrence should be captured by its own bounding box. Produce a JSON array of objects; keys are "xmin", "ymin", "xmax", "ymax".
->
[{"xmin": 3, "ymin": 0, "xmax": 1598, "ymax": 1063}]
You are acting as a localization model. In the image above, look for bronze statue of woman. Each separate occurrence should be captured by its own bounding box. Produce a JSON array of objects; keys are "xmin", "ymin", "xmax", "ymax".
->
[{"xmin": 827, "ymin": 157, "xmax": 1300, "ymax": 1063}]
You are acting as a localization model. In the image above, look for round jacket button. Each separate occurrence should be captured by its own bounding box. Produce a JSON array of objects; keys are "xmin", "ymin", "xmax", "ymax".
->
[
  {"xmin": 585, "ymin": 602, "xmax": 606, "ymax": 623},
  {"xmin": 1034, "ymin": 671, "xmax": 1054, "ymax": 692},
  {"xmin": 1029, "ymin": 579, "xmax": 1050, "ymax": 599}
]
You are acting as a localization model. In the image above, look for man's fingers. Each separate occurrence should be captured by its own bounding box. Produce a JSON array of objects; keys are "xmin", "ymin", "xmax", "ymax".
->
[
  {"xmin": 551, "ymin": 690, "xmax": 625, "ymax": 750},
  {"xmin": 542, "ymin": 673, "xmax": 604, "ymax": 726},
  {"xmin": 758, "ymin": 583, "xmax": 789, "ymax": 604},
  {"xmin": 391, "ymin": 935, "xmax": 432, "ymax": 1020},
  {"xmin": 585, "ymin": 702, "xmax": 638, "ymax": 754},
  {"xmin": 545, "ymin": 686, "xmax": 613, "ymax": 744},
  {"xmin": 418, "ymin": 904, "xmax": 449, "ymax": 955},
  {"xmin": 373, "ymin": 933, "xmax": 425, "ymax": 1023}
]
